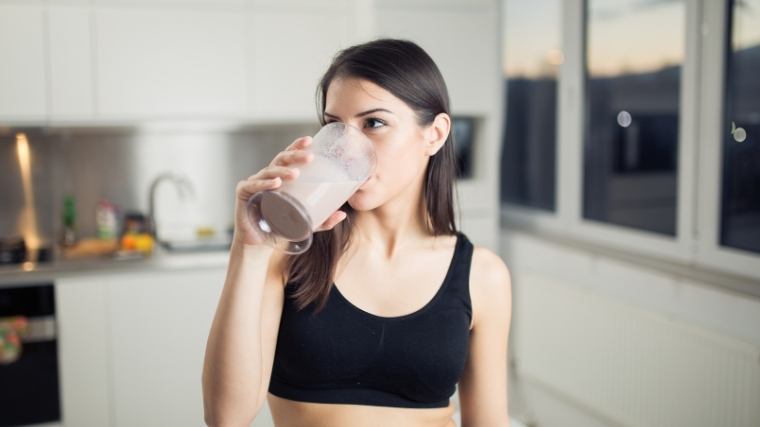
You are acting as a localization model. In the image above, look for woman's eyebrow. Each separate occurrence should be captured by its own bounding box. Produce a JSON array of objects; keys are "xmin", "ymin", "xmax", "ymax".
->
[
  {"xmin": 355, "ymin": 108, "xmax": 393, "ymax": 117},
  {"xmin": 323, "ymin": 108, "xmax": 394, "ymax": 120}
]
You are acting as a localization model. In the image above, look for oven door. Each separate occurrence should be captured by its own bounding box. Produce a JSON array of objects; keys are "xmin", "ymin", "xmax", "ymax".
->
[{"xmin": 0, "ymin": 284, "xmax": 61, "ymax": 427}]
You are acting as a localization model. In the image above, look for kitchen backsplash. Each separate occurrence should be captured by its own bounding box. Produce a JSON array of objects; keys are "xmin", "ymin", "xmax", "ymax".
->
[{"xmin": 0, "ymin": 123, "xmax": 320, "ymax": 249}]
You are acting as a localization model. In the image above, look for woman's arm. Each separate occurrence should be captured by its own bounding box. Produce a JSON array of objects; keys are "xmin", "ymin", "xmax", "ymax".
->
[
  {"xmin": 202, "ymin": 136, "xmax": 348, "ymax": 426},
  {"xmin": 202, "ymin": 241, "xmax": 285, "ymax": 427},
  {"xmin": 457, "ymin": 247, "xmax": 513, "ymax": 427},
  {"xmin": 201, "ymin": 145, "xmax": 295, "ymax": 427}
]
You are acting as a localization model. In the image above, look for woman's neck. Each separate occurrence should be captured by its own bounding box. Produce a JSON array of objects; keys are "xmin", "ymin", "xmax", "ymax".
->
[{"xmin": 351, "ymin": 205, "xmax": 433, "ymax": 258}]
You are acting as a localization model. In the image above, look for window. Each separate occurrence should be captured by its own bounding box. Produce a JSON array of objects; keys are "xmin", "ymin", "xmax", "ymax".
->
[
  {"xmin": 500, "ymin": 0, "xmax": 561, "ymax": 211},
  {"xmin": 500, "ymin": 0, "xmax": 760, "ymax": 281},
  {"xmin": 583, "ymin": 0, "xmax": 685, "ymax": 235},
  {"xmin": 721, "ymin": 0, "xmax": 760, "ymax": 254}
]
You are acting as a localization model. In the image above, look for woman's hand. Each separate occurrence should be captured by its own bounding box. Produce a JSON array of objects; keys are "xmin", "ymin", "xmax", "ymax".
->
[{"xmin": 233, "ymin": 136, "xmax": 349, "ymax": 247}]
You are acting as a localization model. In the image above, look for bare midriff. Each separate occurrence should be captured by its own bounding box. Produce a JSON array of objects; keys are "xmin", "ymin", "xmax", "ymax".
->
[{"xmin": 267, "ymin": 394, "xmax": 457, "ymax": 427}]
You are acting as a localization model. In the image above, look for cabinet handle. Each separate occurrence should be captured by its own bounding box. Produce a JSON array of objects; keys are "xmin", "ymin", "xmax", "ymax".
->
[{"xmin": 22, "ymin": 316, "xmax": 57, "ymax": 342}]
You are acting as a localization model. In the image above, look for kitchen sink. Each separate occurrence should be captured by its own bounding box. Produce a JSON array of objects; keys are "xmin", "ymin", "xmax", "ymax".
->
[{"xmin": 160, "ymin": 238, "xmax": 231, "ymax": 253}]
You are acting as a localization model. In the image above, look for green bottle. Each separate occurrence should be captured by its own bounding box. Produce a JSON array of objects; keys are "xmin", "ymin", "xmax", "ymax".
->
[{"xmin": 61, "ymin": 195, "xmax": 76, "ymax": 247}]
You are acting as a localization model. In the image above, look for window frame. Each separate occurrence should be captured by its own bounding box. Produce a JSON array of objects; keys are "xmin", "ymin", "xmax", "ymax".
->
[
  {"xmin": 695, "ymin": 0, "xmax": 760, "ymax": 279},
  {"xmin": 500, "ymin": 0, "xmax": 760, "ymax": 281}
]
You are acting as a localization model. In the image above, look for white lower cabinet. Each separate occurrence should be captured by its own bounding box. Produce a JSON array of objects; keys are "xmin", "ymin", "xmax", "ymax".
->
[
  {"xmin": 55, "ymin": 266, "xmax": 281, "ymax": 427},
  {"xmin": 106, "ymin": 268, "xmax": 225, "ymax": 427},
  {"xmin": 57, "ymin": 276, "xmax": 111, "ymax": 427}
]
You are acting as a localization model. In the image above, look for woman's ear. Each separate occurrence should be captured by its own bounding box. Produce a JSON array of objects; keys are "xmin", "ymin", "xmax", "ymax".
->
[{"xmin": 423, "ymin": 113, "xmax": 451, "ymax": 156}]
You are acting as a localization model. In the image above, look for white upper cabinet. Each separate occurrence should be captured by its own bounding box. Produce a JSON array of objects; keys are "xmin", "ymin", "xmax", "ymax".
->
[
  {"xmin": 48, "ymin": 6, "xmax": 95, "ymax": 120},
  {"xmin": 372, "ymin": 0, "xmax": 500, "ymax": 250},
  {"xmin": 94, "ymin": 8, "xmax": 248, "ymax": 120},
  {"xmin": 0, "ymin": 5, "xmax": 47, "ymax": 121},
  {"xmin": 248, "ymin": 3, "xmax": 354, "ymax": 122},
  {"xmin": 375, "ymin": 1, "xmax": 498, "ymax": 115},
  {"xmin": 93, "ymin": 0, "xmax": 248, "ymax": 5},
  {"xmin": 2, "ymin": 1, "xmax": 482, "ymax": 124}
]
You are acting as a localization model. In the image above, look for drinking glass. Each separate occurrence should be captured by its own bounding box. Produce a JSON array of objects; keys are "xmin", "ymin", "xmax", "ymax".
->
[{"xmin": 247, "ymin": 122, "xmax": 376, "ymax": 254}]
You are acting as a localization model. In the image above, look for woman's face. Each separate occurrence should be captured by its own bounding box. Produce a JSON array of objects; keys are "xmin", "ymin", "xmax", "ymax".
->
[{"xmin": 323, "ymin": 78, "xmax": 446, "ymax": 212}]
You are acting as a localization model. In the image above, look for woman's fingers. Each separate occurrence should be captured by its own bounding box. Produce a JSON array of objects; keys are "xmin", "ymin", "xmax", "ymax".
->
[
  {"xmin": 285, "ymin": 136, "xmax": 312, "ymax": 151},
  {"xmin": 237, "ymin": 166, "xmax": 301, "ymax": 199},
  {"xmin": 271, "ymin": 136, "xmax": 314, "ymax": 166},
  {"xmin": 255, "ymin": 165, "xmax": 300, "ymax": 180},
  {"xmin": 236, "ymin": 177, "xmax": 280, "ymax": 198},
  {"xmin": 271, "ymin": 149, "xmax": 313, "ymax": 167},
  {"xmin": 315, "ymin": 211, "xmax": 347, "ymax": 232}
]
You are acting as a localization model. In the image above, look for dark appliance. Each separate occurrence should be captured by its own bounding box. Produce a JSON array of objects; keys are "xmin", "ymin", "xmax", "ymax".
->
[
  {"xmin": 452, "ymin": 117, "xmax": 476, "ymax": 179},
  {"xmin": 0, "ymin": 238, "xmax": 26, "ymax": 266},
  {"xmin": 0, "ymin": 283, "xmax": 61, "ymax": 427}
]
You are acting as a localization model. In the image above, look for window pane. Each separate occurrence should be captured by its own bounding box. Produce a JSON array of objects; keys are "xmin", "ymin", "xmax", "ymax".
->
[
  {"xmin": 722, "ymin": 0, "xmax": 760, "ymax": 254},
  {"xmin": 500, "ymin": 0, "xmax": 561, "ymax": 211},
  {"xmin": 583, "ymin": 0, "xmax": 685, "ymax": 235}
]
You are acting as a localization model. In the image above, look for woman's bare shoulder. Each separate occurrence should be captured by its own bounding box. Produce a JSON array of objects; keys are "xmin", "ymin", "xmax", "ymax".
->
[
  {"xmin": 470, "ymin": 245, "xmax": 511, "ymax": 287},
  {"xmin": 469, "ymin": 245, "xmax": 512, "ymax": 324}
]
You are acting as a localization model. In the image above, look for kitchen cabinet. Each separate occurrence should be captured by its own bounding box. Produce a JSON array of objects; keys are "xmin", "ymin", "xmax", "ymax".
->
[
  {"xmin": 457, "ymin": 209, "xmax": 499, "ymax": 254},
  {"xmin": 0, "ymin": 0, "xmax": 368, "ymax": 124},
  {"xmin": 55, "ymin": 264, "xmax": 277, "ymax": 427},
  {"xmin": 57, "ymin": 276, "xmax": 111, "ymax": 427},
  {"xmin": 374, "ymin": 0, "xmax": 501, "ymax": 252},
  {"xmin": 94, "ymin": 0, "xmax": 248, "ymax": 4},
  {"xmin": 248, "ymin": 3, "xmax": 354, "ymax": 122},
  {"xmin": 48, "ymin": 6, "xmax": 95, "ymax": 119},
  {"xmin": 0, "ymin": 4, "xmax": 47, "ymax": 121},
  {"xmin": 374, "ymin": 0, "xmax": 499, "ymax": 116},
  {"xmin": 95, "ymin": 8, "xmax": 248, "ymax": 120},
  {"xmin": 106, "ymin": 268, "xmax": 225, "ymax": 426}
]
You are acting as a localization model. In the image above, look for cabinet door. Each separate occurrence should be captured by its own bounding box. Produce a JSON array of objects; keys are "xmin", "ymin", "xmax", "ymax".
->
[
  {"xmin": 56, "ymin": 276, "xmax": 111, "ymax": 427},
  {"xmin": 106, "ymin": 268, "xmax": 225, "ymax": 427},
  {"xmin": 375, "ymin": 0, "xmax": 501, "ymax": 235},
  {"xmin": 0, "ymin": 5, "xmax": 47, "ymax": 120},
  {"xmin": 457, "ymin": 209, "xmax": 499, "ymax": 252},
  {"xmin": 249, "ymin": 4, "xmax": 352, "ymax": 122},
  {"xmin": 95, "ymin": 8, "xmax": 247, "ymax": 120},
  {"xmin": 48, "ymin": 6, "xmax": 95, "ymax": 119},
  {"xmin": 375, "ymin": 0, "xmax": 498, "ymax": 115}
]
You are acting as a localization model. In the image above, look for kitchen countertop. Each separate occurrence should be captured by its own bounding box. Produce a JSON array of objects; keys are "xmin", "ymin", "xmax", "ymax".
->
[{"xmin": 0, "ymin": 250, "xmax": 231, "ymax": 286}]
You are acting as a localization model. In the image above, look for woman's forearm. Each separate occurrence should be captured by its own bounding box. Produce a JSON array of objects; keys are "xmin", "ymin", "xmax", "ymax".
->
[{"xmin": 202, "ymin": 241, "xmax": 274, "ymax": 426}]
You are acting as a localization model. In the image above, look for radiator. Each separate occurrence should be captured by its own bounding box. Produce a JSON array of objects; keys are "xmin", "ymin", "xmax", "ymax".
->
[{"xmin": 514, "ymin": 272, "xmax": 760, "ymax": 427}]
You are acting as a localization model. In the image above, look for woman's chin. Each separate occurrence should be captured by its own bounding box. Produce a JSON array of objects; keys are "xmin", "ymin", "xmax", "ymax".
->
[{"xmin": 347, "ymin": 192, "xmax": 376, "ymax": 211}]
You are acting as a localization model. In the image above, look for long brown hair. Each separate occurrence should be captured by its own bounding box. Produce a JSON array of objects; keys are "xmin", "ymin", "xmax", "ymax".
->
[{"xmin": 286, "ymin": 39, "xmax": 459, "ymax": 311}]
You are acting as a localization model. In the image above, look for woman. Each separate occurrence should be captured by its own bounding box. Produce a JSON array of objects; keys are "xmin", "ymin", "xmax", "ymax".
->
[{"xmin": 202, "ymin": 39, "xmax": 512, "ymax": 427}]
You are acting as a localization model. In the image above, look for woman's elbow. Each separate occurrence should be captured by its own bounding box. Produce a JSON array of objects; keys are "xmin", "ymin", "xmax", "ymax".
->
[
  {"xmin": 203, "ymin": 396, "xmax": 258, "ymax": 427},
  {"xmin": 204, "ymin": 409, "xmax": 256, "ymax": 427}
]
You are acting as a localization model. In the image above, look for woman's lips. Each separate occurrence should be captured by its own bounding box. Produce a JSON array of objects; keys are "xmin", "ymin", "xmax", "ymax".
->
[{"xmin": 359, "ymin": 177, "xmax": 371, "ymax": 189}]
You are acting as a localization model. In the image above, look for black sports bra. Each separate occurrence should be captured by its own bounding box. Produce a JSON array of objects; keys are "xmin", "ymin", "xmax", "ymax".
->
[{"xmin": 268, "ymin": 233, "xmax": 473, "ymax": 408}]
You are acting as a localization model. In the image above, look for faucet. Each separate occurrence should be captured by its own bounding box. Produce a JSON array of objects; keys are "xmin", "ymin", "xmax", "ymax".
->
[{"xmin": 147, "ymin": 173, "xmax": 195, "ymax": 243}]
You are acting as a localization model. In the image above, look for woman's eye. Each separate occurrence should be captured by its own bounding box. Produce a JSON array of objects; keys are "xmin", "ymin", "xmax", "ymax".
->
[{"xmin": 364, "ymin": 118, "xmax": 386, "ymax": 129}]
